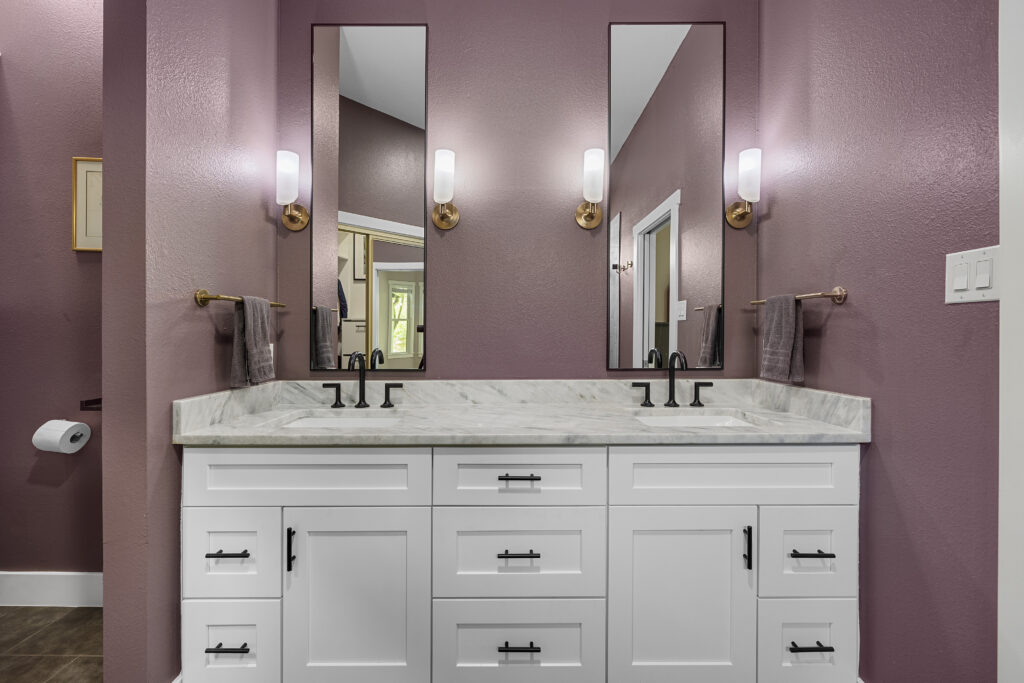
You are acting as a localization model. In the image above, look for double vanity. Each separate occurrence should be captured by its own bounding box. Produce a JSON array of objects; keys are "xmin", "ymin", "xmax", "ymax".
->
[{"xmin": 173, "ymin": 379, "xmax": 869, "ymax": 683}]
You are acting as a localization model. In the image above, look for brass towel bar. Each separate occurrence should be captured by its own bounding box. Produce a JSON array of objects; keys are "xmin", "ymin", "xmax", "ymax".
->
[
  {"xmin": 311, "ymin": 306, "xmax": 341, "ymax": 313},
  {"xmin": 694, "ymin": 304, "xmax": 722, "ymax": 312},
  {"xmin": 750, "ymin": 286, "xmax": 847, "ymax": 306},
  {"xmin": 194, "ymin": 289, "xmax": 286, "ymax": 308}
]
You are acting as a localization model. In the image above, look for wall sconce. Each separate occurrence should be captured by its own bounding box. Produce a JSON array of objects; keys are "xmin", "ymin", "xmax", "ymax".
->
[
  {"xmin": 725, "ymin": 147, "xmax": 762, "ymax": 229},
  {"xmin": 432, "ymin": 149, "xmax": 459, "ymax": 230},
  {"xmin": 277, "ymin": 150, "xmax": 309, "ymax": 231},
  {"xmin": 576, "ymin": 148, "xmax": 605, "ymax": 229}
]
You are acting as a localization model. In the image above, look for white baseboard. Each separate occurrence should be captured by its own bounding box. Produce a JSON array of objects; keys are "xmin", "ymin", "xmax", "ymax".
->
[{"xmin": 0, "ymin": 571, "xmax": 102, "ymax": 607}]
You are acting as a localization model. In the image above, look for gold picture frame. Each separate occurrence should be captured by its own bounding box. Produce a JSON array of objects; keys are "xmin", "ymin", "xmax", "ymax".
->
[{"xmin": 72, "ymin": 157, "xmax": 103, "ymax": 252}]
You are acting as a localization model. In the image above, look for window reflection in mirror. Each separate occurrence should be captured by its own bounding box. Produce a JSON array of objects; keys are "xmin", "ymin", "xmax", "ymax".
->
[
  {"xmin": 311, "ymin": 25, "xmax": 427, "ymax": 371},
  {"xmin": 608, "ymin": 24, "xmax": 724, "ymax": 370}
]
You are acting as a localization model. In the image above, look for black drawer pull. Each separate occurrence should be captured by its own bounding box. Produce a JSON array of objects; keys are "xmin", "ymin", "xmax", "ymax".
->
[
  {"xmin": 205, "ymin": 549, "xmax": 250, "ymax": 559},
  {"xmin": 497, "ymin": 549, "xmax": 541, "ymax": 559},
  {"xmin": 498, "ymin": 473, "xmax": 541, "ymax": 482},
  {"xmin": 789, "ymin": 640, "xmax": 835, "ymax": 654},
  {"xmin": 790, "ymin": 549, "xmax": 837, "ymax": 559},
  {"xmin": 498, "ymin": 641, "xmax": 541, "ymax": 653},
  {"xmin": 205, "ymin": 642, "xmax": 250, "ymax": 654},
  {"xmin": 742, "ymin": 526, "xmax": 753, "ymax": 570},
  {"xmin": 287, "ymin": 527, "xmax": 296, "ymax": 572}
]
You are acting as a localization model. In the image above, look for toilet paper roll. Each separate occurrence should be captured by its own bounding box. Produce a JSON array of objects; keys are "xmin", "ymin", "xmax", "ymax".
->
[{"xmin": 32, "ymin": 420, "xmax": 92, "ymax": 454}]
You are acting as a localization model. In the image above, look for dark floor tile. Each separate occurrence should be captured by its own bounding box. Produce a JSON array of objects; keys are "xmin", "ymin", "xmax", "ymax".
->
[
  {"xmin": 0, "ymin": 607, "xmax": 73, "ymax": 653},
  {"xmin": 8, "ymin": 608, "xmax": 102, "ymax": 656},
  {"xmin": 0, "ymin": 655, "xmax": 76, "ymax": 682},
  {"xmin": 46, "ymin": 656, "xmax": 103, "ymax": 683}
]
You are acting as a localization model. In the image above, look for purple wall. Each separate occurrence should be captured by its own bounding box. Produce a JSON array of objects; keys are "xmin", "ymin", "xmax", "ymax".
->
[
  {"xmin": 102, "ymin": 0, "xmax": 279, "ymax": 679},
  {"xmin": 0, "ymin": 0, "xmax": 103, "ymax": 573},
  {"xmin": 758, "ymin": 1, "xmax": 999, "ymax": 680},
  {"xmin": 611, "ymin": 25, "xmax": 724, "ymax": 367},
  {"xmin": 277, "ymin": 0, "xmax": 759, "ymax": 381}
]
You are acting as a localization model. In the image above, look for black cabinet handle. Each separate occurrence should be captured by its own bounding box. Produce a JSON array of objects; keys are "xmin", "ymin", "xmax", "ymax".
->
[
  {"xmin": 498, "ymin": 641, "xmax": 541, "ymax": 653},
  {"xmin": 205, "ymin": 642, "xmax": 250, "ymax": 654},
  {"xmin": 497, "ymin": 549, "xmax": 541, "ymax": 559},
  {"xmin": 742, "ymin": 526, "xmax": 753, "ymax": 570},
  {"xmin": 287, "ymin": 527, "xmax": 296, "ymax": 572},
  {"xmin": 789, "ymin": 640, "xmax": 835, "ymax": 654},
  {"xmin": 498, "ymin": 473, "xmax": 541, "ymax": 482},
  {"xmin": 790, "ymin": 549, "xmax": 837, "ymax": 559},
  {"xmin": 204, "ymin": 549, "xmax": 250, "ymax": 559}
]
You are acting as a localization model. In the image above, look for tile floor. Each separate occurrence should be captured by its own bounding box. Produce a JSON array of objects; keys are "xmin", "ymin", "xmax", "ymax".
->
[{"xmin": 0, "ymin": 607, "xmax": 102, "ymax": 682}]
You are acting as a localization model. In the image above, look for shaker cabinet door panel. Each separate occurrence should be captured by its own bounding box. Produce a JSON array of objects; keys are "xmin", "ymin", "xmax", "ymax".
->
[
  {"xmin": 282, "ymin": 507, "xmax": 430, "ymax": 683},
  {"xmin": 608, "ymin": 506, "xmax": 757, "ymax": 683}
]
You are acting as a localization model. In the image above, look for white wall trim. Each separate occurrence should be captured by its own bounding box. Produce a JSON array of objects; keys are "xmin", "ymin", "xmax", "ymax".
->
[
  {"xmin": 631, "ymin": 189, "xmax": 681, "ymax": 367},
  {"xmin": 338, "ymin": 210, "xmax": 424, "ymax": 240},
  {"xmin": 0, "ymin": 571, "xmax": 102, "ymax": 607},
  {"xmin": 608, "ymin": 212, "xmax": 621, "ymax": 368}
]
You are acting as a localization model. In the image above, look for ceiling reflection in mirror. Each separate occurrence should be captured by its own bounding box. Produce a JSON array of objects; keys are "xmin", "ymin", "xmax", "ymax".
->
[
  {"xmin": 608, "ymin": 24, "xmax": 724, "ymax": 370},
  {"xmin": 311, "ymin": 25, "xmax": 427, "ymax": 371}
]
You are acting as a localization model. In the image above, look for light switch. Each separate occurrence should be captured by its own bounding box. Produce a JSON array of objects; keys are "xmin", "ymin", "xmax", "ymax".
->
[
  {"xmin": 976, "ymin": 259, "xmax": 993, "ymax": 289},
  {"xmin": 676, "ymin": 300, "xmax": 687, "ymax": 321},
  {"xmin": 945, "ymin": 245, "xmax": 1000, "ymax": 303},
  {"xmin": 953, "ymin": 263, "xmax": 969, "ymax": 291}
]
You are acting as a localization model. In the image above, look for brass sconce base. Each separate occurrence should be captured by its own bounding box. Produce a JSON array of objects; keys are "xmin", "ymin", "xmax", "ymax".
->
[
  {"xmin": 433, "ymin": 202, "xmax": 460, "ymax": 230},
  {"xmin": 282, "ymin": 203, "xmax": 310, "ymax": 231},
  {"xmin": 576, "ymin": 201, "xmax": 603, "ymax": 229},
  {"xmin": 725, "ymin": 200, "xmax": 753, "ymax": 229}
]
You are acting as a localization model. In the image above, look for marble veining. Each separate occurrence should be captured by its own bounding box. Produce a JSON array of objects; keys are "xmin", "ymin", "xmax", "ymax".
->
[{"xmin": 173, "ymin": 379, "xmax": 870, "ymax": 446}]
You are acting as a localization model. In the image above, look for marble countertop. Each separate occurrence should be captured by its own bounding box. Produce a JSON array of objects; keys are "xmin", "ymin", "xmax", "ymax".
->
[{"xmin": 172, "ymin": 379, "xmax": 870, "ymax": 447}]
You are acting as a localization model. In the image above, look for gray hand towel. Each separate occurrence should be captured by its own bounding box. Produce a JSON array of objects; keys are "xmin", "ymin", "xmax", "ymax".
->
[
  {"xmin": 314, "ymin": 305, "xmax": 337, "ymax": 369},
  {"xmin": 230, "ymin": 296, "xmax": 275, "ymax": 387},
  {"xmin": 759, "ymin": 295, "xmax": 804, "ymax": 383},
  {"xmin": 696, "ymin": 304, "xmax": 721, "ymax": 368}
]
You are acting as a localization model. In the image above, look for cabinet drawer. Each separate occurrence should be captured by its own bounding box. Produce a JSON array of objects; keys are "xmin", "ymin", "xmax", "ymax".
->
[
  {"xmin": 433, "ymin": 447, "xmax": 607, "ymax": 505},
  {"xmin": 758, "ymin": 598, "xmax": 858, "ymax": 683},
  {"xmin": 182, "ymin": 599, "xmax": 281, "ymax": 683},
  {"xmin": 609, "ymin": 445, "xmax": 859, "ymax": 505},
  {"xmin": 182, "ymin": 447, "xmax": 431, "ymax": 506},
  {"xmin": 759, "ymin": 506, "xmax": 859, "ymax": 598},
  {"xmin": 433, "ymin": 598, "xmax": 606, "ymax": 683},
  {"xmin": 183, "ymin": 508, "xmax": 282, "ymax": 598},
  {"xmin": 433, "ymin": 507, "xmax": 606, "ymax": 598}
]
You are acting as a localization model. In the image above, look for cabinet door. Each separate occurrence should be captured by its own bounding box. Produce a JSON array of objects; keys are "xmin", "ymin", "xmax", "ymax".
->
[
  {"xmin": 283, "ymin": 507, "xmax": 430, "ymax": 683},
  {"xmin": 608, "ymin": 506, "xmax": 757, "ymax": 683}
]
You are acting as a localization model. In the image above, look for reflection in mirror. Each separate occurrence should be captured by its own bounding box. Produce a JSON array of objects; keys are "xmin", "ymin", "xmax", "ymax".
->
[
  {"xmin": 608, "ymin": 24, "xmax": 724, "ymax": 370},
  {"xmin": 311, "ymin": 25, "xmax": 427, "ymax": 371}
]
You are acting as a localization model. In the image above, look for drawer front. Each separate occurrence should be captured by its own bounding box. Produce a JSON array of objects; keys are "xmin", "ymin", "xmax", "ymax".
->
[
  {"xmin": 433, "ymin": 447, "xmax": 607, "ymax": 506},
  {"xmin": 433, "ymin": 507, "xmax": 606, "ymax": 598},
  {"xmin": 183, "ymin": 508, "xmax": 282, "ymax": 599},
  {"xmin": 759, "ymin": 506, "xmax": 859, "ymax": 598},
  {"xmin": 758, "ymin": 598, "xmax": 858, "ymax": 683},
  {"xmin": 609, "ymin": 445, "xmax": 859, "ymax": 505},
  {"xmin": 182, "ymin": 447, "xmax": 431, "ymax": 506},
  {"xmin": 182, "ymin": 599, "xmax": 281, "ymax": 683},
  {"xmin": 433, "ymin": 598, "xmax": 606, "ymax": 683}
]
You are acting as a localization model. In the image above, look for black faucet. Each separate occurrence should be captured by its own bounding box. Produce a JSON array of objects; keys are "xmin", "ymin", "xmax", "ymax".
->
[
  {"xmin": 381, "ymin": 383, "xmax": 403, "ymax": 408},
  {"xmin": 322, "ymin": 382, "xmax": 344, "ymax": 409},
  {"xmin": 370, "ymin": 348, "xmax": 384, "ymax": 369},
  {"xmin": 347, "ymin": 352, "xmax": 370, "ymax": 408},
  {"xmin": 647, "ymin": 348, "xmax": 663, "ymax": 369},
  {"xmin": 665, "ymin": 351, "xmax": 688, "ymax": 407},
  {"xmin": 690, "ymin": 381, "xmax": 714, "ymax": 408},
  {"xmin": 632, "ymin": 382, "xmax": 654, "ymax": 408}
]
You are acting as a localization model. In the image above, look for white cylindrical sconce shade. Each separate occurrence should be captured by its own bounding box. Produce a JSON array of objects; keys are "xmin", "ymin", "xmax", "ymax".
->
[
  {"xmin": 276, "ymin": 150, "xmax": 300, "ymax": 205},
  {"xmin": 582, "ymin": 148, "xmax": 605, "ymax": 203},
  {"xmin": 737, "ymin": 148, "xmax": 762, "ymax": 203},
  {"xmin": 433, "ymin": 149, "xmax": 456, "ymax": 204}
]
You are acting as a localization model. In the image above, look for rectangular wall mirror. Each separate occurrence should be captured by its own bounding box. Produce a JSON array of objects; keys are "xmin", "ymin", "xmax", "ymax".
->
[
  {"xmin": 608, "ymin": 23, "xmax": 725, "ymax": 370},
  {"xmin": 310, "ymin": 25, "xmax": 427, "ymax": 371}
]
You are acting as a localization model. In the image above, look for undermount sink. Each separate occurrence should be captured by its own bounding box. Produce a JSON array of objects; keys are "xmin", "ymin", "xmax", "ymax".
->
[
  {"xmin": 283, "ymin": 416, "xmax": 401, "ymax": 429},
  {"xmin": 635, "ymin": 414, "xmax": 755, "ymax": 429}
]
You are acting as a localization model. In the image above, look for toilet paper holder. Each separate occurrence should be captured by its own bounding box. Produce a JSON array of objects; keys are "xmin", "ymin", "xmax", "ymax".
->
[{"xmin": 80, "ymin": 398, "xmax": 102, "ymax": 412}]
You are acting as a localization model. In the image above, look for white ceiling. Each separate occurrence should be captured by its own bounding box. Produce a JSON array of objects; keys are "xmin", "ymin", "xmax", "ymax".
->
[
  {"xmin": 610, "ymin": 24, "xmax": 691, "ymax": 161},
  {"xmin": 339, "ymin": 26, "xmax": 426, "ymax": 129}
]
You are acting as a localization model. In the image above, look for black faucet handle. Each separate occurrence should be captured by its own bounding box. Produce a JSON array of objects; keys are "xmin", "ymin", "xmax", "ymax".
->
[
  {"xmin": 690, "ymin": 381, "xmax": 714, "ymax": 408},
  {"xmin": 381, "ymin": 383, "xmax": 404, "ymax": 409},
  {"xmin": 322, "ymin": 382, "xmax": 344, "ymax": 409},
  {"xmin": 631, "ymin": 382, "xmax": 654, "ymax": 408}
]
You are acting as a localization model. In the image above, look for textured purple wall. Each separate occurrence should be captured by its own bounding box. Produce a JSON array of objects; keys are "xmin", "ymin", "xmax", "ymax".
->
[
  {"xmin": 277, "ymin": 0, "xmax": 759, "ymax": 381},
  {"xmin": 611, "ymin": 25, "xmax": 724, "ymax": 367},
  {"xmin": 0, "ymin": 0, "xmax": 103, "ymax": 573},
  {"xmin": 102, "ymin": 0, "xmax": 279, "ymax": 679},
  {"xmin": 758, "ymin": 1, "xmax": 999, "ymax": 681}
]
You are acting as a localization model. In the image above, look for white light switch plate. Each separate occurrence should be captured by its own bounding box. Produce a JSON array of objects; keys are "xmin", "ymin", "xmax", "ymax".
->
[
  {"xmin": 945, "ymin": 245, "xmax": 1000, "ymax": 303},
  {"xmin": 677, "ymin": 300, "xmax": 687, "ymax": 321}
]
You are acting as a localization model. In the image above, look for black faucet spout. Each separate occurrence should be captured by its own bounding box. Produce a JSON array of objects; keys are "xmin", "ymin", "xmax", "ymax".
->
[
  {"xmin": 665, "ymin": 351, "xmax": 688, "ymax": 407},
  {"xmin": 347, "ymin": 352, "xmax": 370, "ymax": 408},
  {"xmin": 370, "ymin": 348, "xmax": 384, "ymax": 369},
  {"xmin": 647, "ymin": 348, "xmax": 663, "ymax": 369}
]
